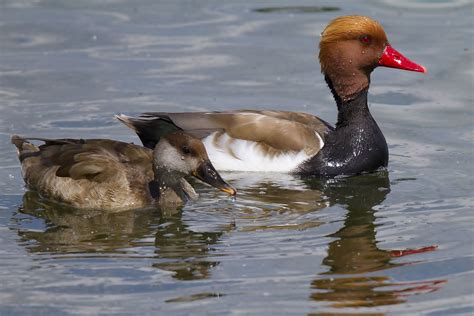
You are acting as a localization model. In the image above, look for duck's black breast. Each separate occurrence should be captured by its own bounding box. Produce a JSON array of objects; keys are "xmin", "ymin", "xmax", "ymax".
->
[{"xmin": 296, "ymin": 91, "xmax": 388, "ymax": 177}]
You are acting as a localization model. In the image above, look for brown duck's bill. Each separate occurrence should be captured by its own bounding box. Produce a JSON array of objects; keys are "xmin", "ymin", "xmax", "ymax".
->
[
  {"xmin": 193, "ymin": 160, "xmax": 237, "ymax": 196},
  {"xmin": 378, "ymin": 44, "xmax": 427, "ymax": 73}
]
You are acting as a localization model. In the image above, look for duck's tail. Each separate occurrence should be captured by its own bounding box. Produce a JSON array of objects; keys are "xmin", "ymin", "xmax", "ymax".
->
[
  {"xmin": 115, "ymin": 113, "xmax": 180, "ymax": 149},
  {"xmin": 11, "ymin": 135, "xmax": 39, "ymax": 157}
]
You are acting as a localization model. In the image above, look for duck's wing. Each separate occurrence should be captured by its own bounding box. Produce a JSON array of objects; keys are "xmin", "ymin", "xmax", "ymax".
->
[
  {"xmin": 13, "ymin": 136, "xmax": 153, "ymax": 183},
  {"xmin": 117, "ymin": 110, "xmax": 333, "ymax": 155},
  {"xmin": 117, "ymin": 110, "xmax": 333, "ymax": 172},
  {"xmin": 55, "ymin": 140, "xmax": 153, "ymax": 182}
]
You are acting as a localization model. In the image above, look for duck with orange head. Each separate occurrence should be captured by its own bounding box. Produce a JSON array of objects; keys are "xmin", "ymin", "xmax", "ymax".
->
[{"xmin": 118, "ymin": 16, "xmax": 426, "ymax": 177}]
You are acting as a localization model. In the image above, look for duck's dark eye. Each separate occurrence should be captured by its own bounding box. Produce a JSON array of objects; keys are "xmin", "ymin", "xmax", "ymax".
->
[
  {"xmin": 182, "ymin": 146, "xmax": 191, "ymax": 155},
  {"xmin": 359, "ymin": 34, "xmax": 372, "ymax": 44}
]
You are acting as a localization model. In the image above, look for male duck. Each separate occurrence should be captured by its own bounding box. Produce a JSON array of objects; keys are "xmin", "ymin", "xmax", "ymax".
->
[
  {"xmin": 11, "ymin": 132, "xmax": 236, "ymax": 210},
  {"xmin": 117, "ymin": 16, "xmax": 426, "ymax": 177}
]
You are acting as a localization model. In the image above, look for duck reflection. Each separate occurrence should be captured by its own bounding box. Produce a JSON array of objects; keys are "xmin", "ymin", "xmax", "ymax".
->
[
  {"xmin": 151, "ymin": 210, "xmax": 226, "ymax": 280},
  {"xmin": 303, "ymin": 173, "xmax": 443, "ymax": 308},
  {"xmin": 15, "ymin": 191, "xmax": 157, "ymax": 254},
  {"xmin": 14, "ymin": 191, "xmax": 225, "ymax": 280},
  {"xmin": 210, "ymin": 173, "xmax": 328, "ymax": 232},
  {"xmin": 14, "ymin": 172, "xmax": 443, "ymax": 302},
  {"xmin": 308, "ymin": 173, "xmax": 393, "ymax": 274}
]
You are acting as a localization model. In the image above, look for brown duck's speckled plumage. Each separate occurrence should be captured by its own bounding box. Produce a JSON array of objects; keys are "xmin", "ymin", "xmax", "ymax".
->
[{"xmin": 11, "ymin": 136, "xmax": 195, "ymax": 210}]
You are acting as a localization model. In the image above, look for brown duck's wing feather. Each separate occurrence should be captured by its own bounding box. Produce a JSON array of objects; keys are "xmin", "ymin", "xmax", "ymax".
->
[
  {"xmin": 22, "ymin": 138, "xmax": 153, "ymax": 183},
  {"xmin": 121, "ymin": 110, "xmax": 333, "ymax": 154}
]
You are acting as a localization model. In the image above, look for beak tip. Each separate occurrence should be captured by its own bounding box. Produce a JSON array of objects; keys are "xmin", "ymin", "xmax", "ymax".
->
[
  {"xmin": 379, "ymin": 45, "xmax": 426, "ymax": 74},
  {"xmin": 193, "ymin": 162, "xmax": 237, "ymax": 196},
  {"xmin": 224, "ymin": 187, "xmax": 237, "ymax": 196}
]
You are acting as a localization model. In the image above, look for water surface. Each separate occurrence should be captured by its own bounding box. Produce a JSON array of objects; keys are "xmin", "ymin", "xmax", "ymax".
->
[{"xmin": 0, "ymin": 0, "xmax": 473, "ymax": 314}]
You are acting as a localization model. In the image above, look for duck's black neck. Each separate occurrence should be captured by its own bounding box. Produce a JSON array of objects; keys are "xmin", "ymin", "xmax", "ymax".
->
[
  {"xmin": 336, "ymin": 89, "xmax": 370, "ymax": 127},
  {"xmin": 297, "ymin": 87, "xmax": 388, "ymax": 177},
  {"xmin": 325, "ymin": 77, "xmax": 373, "ymax": 128}
]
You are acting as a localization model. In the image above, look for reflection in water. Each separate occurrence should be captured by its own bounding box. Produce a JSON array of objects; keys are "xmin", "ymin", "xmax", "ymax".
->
[
  {"xmin": 234, "ymin": 180, "xmax": 326, "ymax": 231},
  {"xmin": 16, "ymin": 191, "xmax": 157, "ymax": 254},
  {"xmin": 151, "ymin": 211, "xmax": 227, "ymax": 280},
  {"xmin": 14, "ymin": 191, "xmax": 226, "ymax": 281},
  {"xmin": 211, "ymin": 173, "xmax": 329, "ymax": 233},
  {"xmin": 310, "ymin": 174, "xmax": 394, "ymax": 274},
  {"xmin": 13, "ymin": 172, "xmax": 443, "ymax": 307},
  {"xmin": 304, "ymin": 173, "xmax": 444, "ymax": 308},
  {"xmin": 240, "ymin": 181, "xmax": 326, "ymax": 214},
  {"xmin": 165, "ymin": 292, "xmax": 224, "ymax": 303}
]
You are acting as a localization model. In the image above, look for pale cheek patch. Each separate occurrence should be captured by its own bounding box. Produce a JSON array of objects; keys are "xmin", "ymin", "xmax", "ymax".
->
[
  {"xmin": 155, "ymin": 142, "xmax": 188, "ymax": 172},
  {"xmin": 202, "ymin": 132, "xmax": 314, "ymax": 172}
]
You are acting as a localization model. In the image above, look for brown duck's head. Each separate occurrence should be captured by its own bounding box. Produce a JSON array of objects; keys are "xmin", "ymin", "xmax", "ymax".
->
[
  {"xmin": 154, "ymin": 131, "xmax": 236, "ymax": 196},
  {"xmin": 319, "ymin": 16, "xmax": 426, "ymax": 102}
]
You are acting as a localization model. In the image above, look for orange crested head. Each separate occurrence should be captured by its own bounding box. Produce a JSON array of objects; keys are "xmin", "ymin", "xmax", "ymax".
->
[
  {"xmin": 316, "ymin": 15, "xmax": 425, "ymax": 102},
  {"xmin": 319, "ymin": 15, "xmax": 388, "ymax": 74},
  {"xmin": 320, "ymin": 15, "xmax": 387, "ymax": 46}
]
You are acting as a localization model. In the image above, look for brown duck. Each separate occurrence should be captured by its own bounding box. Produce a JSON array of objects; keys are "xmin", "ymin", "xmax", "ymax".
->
[
  {"xmin": 11, "ymin": 132, "xmax": 236, "ymax": 210},
  {"xmin": 117, "ymin": 16, "xmax": 426, "ymax": 177}
]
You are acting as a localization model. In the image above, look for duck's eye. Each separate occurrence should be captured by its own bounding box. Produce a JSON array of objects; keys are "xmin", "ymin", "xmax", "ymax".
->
[
  {"xmin": 181, "ymin": 146, "xmax": 191, "ymax": 155},
  {"xmin": 359, "ymin": 34, "xmax": 372, "ymax": 44}
]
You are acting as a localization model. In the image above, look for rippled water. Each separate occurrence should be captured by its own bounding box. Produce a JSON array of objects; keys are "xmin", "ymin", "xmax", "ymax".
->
[{"xmin": 1, "ymin": 0, "xmax": 473, "ymax": 314}]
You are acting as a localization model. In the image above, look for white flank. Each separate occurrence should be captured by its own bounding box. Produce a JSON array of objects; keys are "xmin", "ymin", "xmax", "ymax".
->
[{"xmin": 202, "ymin": 132, "xmax": 314, "ymax": 172}]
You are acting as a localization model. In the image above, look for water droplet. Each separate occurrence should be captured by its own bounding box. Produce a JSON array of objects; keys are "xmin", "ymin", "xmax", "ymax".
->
[
  {"xmin": 349, "ymin": 59, "xmax": 352, "ymax": 64},
  {"xmin": 361, "ymin": 50, "xmax": 366, "ymax": 54},
  {"xmin": 352, "ymin": 72, "xmax": 356, "ymax": 76}
]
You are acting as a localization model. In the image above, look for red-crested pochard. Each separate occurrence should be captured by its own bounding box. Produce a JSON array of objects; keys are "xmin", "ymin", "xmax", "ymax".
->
[
  {"xmin": 11, "ymin": 132, "xmax": 236, "ymax": 210},
  {"xmin": 117, "ymin": 16, "xmax": 426, "ymax": 177}
]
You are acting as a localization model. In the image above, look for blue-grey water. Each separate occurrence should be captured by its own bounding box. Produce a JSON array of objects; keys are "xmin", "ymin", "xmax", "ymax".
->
[{"xmin": 0, "ymin": 0, "xmax": 473, "ymax": 315}]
